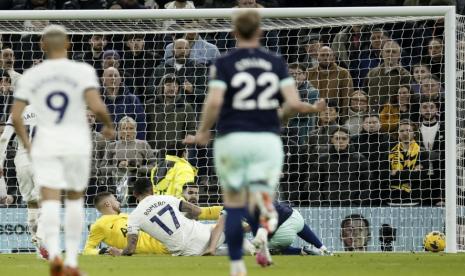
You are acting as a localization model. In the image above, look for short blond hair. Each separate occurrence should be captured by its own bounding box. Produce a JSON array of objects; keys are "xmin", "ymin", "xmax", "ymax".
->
[{"xmin": 232, "ymin": 10, "xmax": 261, "ymax": 40}]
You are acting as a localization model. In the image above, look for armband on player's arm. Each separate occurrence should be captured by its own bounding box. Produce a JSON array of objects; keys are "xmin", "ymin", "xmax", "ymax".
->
[{"xmin": 198, "ymin": 206, "xmax": 224, "ymax": 220}]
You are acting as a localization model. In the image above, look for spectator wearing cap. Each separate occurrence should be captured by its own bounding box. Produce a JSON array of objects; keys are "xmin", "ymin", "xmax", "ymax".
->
[
  {"xmin": 365, "ymin": 40, "xmax": 411, "ymax": 112},
  {"xmin": 286, "ymin": 63, "xmax": 319, "ymax": 144},
  {"xmin": 308, "ymin": 46, "xmax": 353, "ymax": 112},
  {"xmin": 145, "ymin": 73, "xmax": 196, "ymax": 156},
  {"xmin": 102, "ymin": 50, "xmax": 121, "ymax": 72},
  {"xmin": 306, "ymin": 127, "xmax": 370, "ymax": 206},
  {"xmin": 73, "ymin": 34, "xmax": 108, "ymax": 73},
  {"xmin": 122, "ymin": 34, "xmax": 157, "ymax": 103},
  {"xmin": 299, "ymin": 33, "xmax": 322, "ymax": 69},
  {"xmin": 100, "ymin": 66, "xmax": 146, "ymax": 140},
  {"xmin": 163, "ymin": 21, "xmax": 220, "ymax": 66},
  {"xmin": 341, "ymin": 90, "xmax": 369, "ymax": 136},
  {"xmin": 151, "ymin": 38, "xmax": 207, "ymax": 110}
]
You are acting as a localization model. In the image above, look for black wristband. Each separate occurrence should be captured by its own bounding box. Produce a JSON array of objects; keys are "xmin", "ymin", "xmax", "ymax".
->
[{"xmin": 98, "ymin": 247, "xmax": 108, "ymax": 255}]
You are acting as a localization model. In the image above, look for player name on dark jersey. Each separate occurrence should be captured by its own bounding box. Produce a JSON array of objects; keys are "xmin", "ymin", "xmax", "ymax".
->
[{"xmin": 211, "ymin": 48, "xmax": 292, "ymax": 135}]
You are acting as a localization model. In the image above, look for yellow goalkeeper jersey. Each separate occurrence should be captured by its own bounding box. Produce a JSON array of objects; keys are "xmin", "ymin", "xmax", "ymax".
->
[{"xmin": 83, "ymin": 213, "xmax": 168, "ymax": 255}]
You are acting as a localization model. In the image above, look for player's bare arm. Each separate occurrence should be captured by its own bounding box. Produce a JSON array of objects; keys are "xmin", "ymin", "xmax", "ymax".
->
[
  {"xmin": 11, "ymin": 100, "xmax": 31, "ymax": 152},
  {"xmin": 203, "ymin": 214, "xmax": 226, "ymax": 256},
  {"xmin": 184, "ymin": 87, "xmax": 225, "ymax": 146},
  {"xmin": 180, "ymin": 200, "xmax": 202, "ymax": 219},
  {"xmin": 84, "ymin": 88, "xmax": 115, "ymax": 139},
  {"xmin": 279, "ymin": 84, "xmax": 326, "ymax": 123},
  {"xmin": 119, "ymin": 233, "xmax": 139, "ymax": 256}
]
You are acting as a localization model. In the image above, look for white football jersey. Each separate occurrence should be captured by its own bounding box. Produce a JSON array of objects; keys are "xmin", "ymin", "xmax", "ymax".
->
[
  {"xmin": 14, "ymin": 58, "xmax": 99, "ymax": 157},
  {"xmin": 127, "ymin": 195, "xmax": 211, "ymax": 256}
]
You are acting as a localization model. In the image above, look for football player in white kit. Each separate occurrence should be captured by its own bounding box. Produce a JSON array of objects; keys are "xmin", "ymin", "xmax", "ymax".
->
[
  {"xmin": 11, "ymin": 25, "xmax": 114, "ymax": 276},
  {"xmin": 115, "ymin": 179, "xmax": 229, "ymax": 257},
  {"xmin": 0, "ymin": 105, "xmax": 44, "ymax": 252}
]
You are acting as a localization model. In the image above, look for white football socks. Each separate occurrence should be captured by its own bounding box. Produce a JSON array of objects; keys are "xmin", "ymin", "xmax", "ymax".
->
[
  {"xmin": 27, "ymin": 207, "xmax": 39, "ymax": 243},
  {"xmin": 230, "ymin": 260, "xmax": 246, "ymax": 275},
  {"xmin": 64, "ymin": 198, "xmax": 84, "ymax": 268},
  {"xmin": 40, "ymin": 200, "xmax": 61, "ymax": 260}
]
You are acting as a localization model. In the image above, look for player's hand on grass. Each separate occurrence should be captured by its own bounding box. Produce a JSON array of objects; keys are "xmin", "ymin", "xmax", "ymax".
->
[
  {"xmin": 108, "ymin": 247, "xmax": 123, "ymax": 256},
  {"xmin": 183, "ymin": 131, "xmax": 211, "ymax": 146},
  {"xmin": 101, "ymin": 126, "xmax": 116, "ymax": 140},
  {"xmin": 202, "ymin": 247, "xmax": 216, "ymax": 256},
  {"xmin": 312, "ymin": 99, "xmax": 327, "ymax": 113}
]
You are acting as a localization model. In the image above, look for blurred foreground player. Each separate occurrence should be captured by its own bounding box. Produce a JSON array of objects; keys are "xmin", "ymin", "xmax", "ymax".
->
[
  {"xmin": 185, "ymin": 9, "xmax": 326, "ymax": 276},
  {"xmin": 11, "ymin": 25, "xmax": 114, "ymax": 276}
]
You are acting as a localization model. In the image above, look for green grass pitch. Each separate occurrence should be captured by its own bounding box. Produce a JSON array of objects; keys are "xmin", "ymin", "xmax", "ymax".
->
[{"xmin": 1, "ymin": 254, "xmax": 465, "ymax": 276}]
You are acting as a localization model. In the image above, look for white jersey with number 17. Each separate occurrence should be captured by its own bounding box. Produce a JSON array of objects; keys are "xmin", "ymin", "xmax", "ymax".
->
[
  {"xmin": 127, "ymin": 195, "xmax": 212, "ymax": 256},
  {"xmin": 14, "ymin": 58, "xmax": 100, "ymax": 157}
]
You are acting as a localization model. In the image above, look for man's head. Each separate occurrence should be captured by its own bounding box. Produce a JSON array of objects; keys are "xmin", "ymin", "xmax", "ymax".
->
[
  {"xmin": 1, "ymin": 48, "xmax": 15, "ymax": 70},
  {"xmin": 182, "ymin": 184, "xmax": 199, "ymax": 204},
  {"xmin": 41, "ymin": 25, "xmax": 70, "ymax": 57},
  {"xmin": 340, "ymin": 214, "xmax": 371, "ymax": 251},
  {"xmin": 102, "ymin": 50, "xmax": 121, "ymax": 70},
  {"xmin": 133, "ymin": 178, "xmax": 154, "ymax": 201},
  {"xmin": 412, "ymin": 63, "xmax": 432, "ymax": 84},
  {"xmin": 161, "ymin": 73, "xmax": 180, "ymax": 98},
  {"xmin": 86, "ymin": 109, "xmax": 96, "ymax": 126},
  {"xmin": 118, "ymin": 116, "xmax": 137, "ymax": 141},
  {"xmin": 288, "ymin": 63, "xmax": 307, "ymax": 87},
  {"xmin": 420, "ymin": 77, "xmax": 441, "ymax": 99},
  {"xmin": 317, "ymin": 46, "xmax": 334, "ymax": 68},
  {"xmin": 90, "ymin": 34, "xmax": 107, "ymax": 52},
  {"xmin": 173, "ymin": 39, "xmax": 190, "ymax": 63},
  {"xmin": 318, "ymin": 100, "xmax": 338, "ymax": 126},
  {"xmin": 349, "ymin": 90, "xmax": 368, "ymax": 113},
  {"xmin": 398, "ymin": 119, "xmax": 415, "ymax": 143},
  {"xmin": 232, "ymin": 10, "xmax": 262, "ymax": 42},
  {"xmin": 237, "ymin": 0, "xmax": 259, "ymax": 8},
  {"xmin": 382, "ymin": 40, "xmax": 401, "ymax": 67},
  {"xmin": 94, "ymin": 192, "xmax": 121, "ymax": 215},
  {"xmin": 102, "ymin": 67, "xmax": 122, "ymax": 98},
  {"xmin": 428, "ymin": 37, "xmax": 443, "ymax": 61},
  {"xmin": 126, "ymin": 34, "xmax": 145, "ymax": 54},
  {"xmin": 420, "ymin": 98, "xmax": 439, "ymax": 122},
  {"xmin": 370, "ymin": 28, "xmax": 388, "ymax": 50},
  {"xmin": 303, "ymin": 34, "xmax": 322, "ymax": 58},
  {"xmin": 362, "ymin": 114, "xmax": 381, "ymax": 133},
  {"xmin": 330, "ymin": 127, "xmax": 350, "ymax": 152},
  {"xmin": 396, "ymin": 85, "xmax": 412, "ymax": 105}
]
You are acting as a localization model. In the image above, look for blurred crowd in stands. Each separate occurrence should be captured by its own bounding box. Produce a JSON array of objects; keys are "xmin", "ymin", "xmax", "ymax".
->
[{"xmin": 0, "ymin": 0, "xmax": 456, "ymax": 208}]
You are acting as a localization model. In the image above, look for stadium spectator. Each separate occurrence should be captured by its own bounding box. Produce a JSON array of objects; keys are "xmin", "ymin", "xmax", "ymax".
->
[
  {"xmin": 331, "ymin": 25, "xmax": 366, "ymax": 69},
  {"xmin": 151, "ymin": 144, "xmax": 197, "ymax": 199},
  {"xmin": 99, "ymin": 116, "xmax": 156, "ymax": 205},
  {"xmin": 307, "ymin": 127, "xmax": 370, "ymax": 206},
  {"xmin": 151, "ymin": 38, "xmax": 207, "ymax": 109},
  {"xmin": 1, "ymin": 48, "xmax": 21, "ymax": 87},
  {"xmin": 59, "ymin": 0, "xmax": 107, "ymax": 9},
  {"xmin": 351, "ymin": 114, "xmax": 391, "ymax": 205},
  {"xmin": 351, "ymin": 28, "xmax": 389, "ymax": 88},
  {"xmin": 341, "ymin": 90, "xmax": 369, "ymax": 136},
  {"xmin": 164, "ymin": 0, "xmax": 195, "ymax": 8},
  {"xmin": 308, "ymin": 46, "xmax": 353, "ymax": 111},
  {"xmin": 388, "ymin": 119, "xmax": 422, "ymax": 205},
  {"xmin": 0, "ymin": 69, "xmax": 13, "ymax": 121},
  {"xmin": 365, "ymin": 40, "xmax": 411, "ymax": 112},
  {"xmin": 419, "ymin": 76, "xmax": 444, "ymax": 119},
  {"xmin": 379, "ymin": 84, "xmax": 420, "ymax": 133},
  {"xmin": 286, "ymin": 63, "xmax": 319, "ymax": 144},
  {"xmin": 163, "ymin": 21, "xmax": 220, "ymax": 65},
  {"xmin": 410, "ymin": 63, "xmax": 432, "ymax": 93},
  {"xmin": 102, "ymin": 50, "xmax": 121, "ymax": 72},
  {"xmin": 307, "ymin": 100, "xmax": 340, "ymax": 155},
  {"xmin": 108, "ymin": 0, "xmax": 145, "ymax": 8},
  {"xmin": 122, "ymin": 34, "xmax": 157, "ymax": 102},
  {"xmin": 422, "ymin": 37, "xmax": 444, "ymax": 82},
  {"xmin": 101, "ymin": 67, "xmax": 146, "ymax": 140},
  {"xmin": 298, "ymin": 33, "xmax": 322, "ymax": 69},
  {"xmin": 15, "ymin": 0, "xmax": 57, "ymax": 9},
  {"xmin": 417, "ymin": 98, "xmax": 445, "ymax": 205},
  {"xmin": 340, "ymin": 214, "xmax": 371, "ymax": 252},
  {"xmin": 145, "ymin": 73, "xmax": 196, "ymax": 155},
  {"xmin": 73, "ymin": 34, "xmax": 108, "ymax": 74},
  {"xmin": 234, "ymin": 0, "xmax": 264, "ymax": 7},
  {"xmin": 86, "ymin": 110, "xmax": 108, "ymax": 206}
]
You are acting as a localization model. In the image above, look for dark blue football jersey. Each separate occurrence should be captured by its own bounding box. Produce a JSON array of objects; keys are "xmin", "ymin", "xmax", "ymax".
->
[{"xmin": 209, "ymin": 48, "xmax": 294, "ymax": 135}]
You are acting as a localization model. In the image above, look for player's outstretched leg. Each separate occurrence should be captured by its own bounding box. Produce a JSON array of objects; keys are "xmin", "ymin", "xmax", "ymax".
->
[
  {"xmin": 64, "ymin": 192, "xmax": 85, "ymax": 274},
  {"xmin": 224, "ymin": 206, "xmax": 247, "ymax": 276},
  {"xmin": 298, "ymin": 224, "xmax": 333, "ymax": 256}
]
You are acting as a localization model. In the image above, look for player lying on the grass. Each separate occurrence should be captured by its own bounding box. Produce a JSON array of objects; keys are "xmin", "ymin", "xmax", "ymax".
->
[
  {"xmin": 112, "ymin": 178, "xmax": 253, "ymax": 256},
  {"xmin": 83, "ymin": 191, "xmax": 169, "ymax": 255},
  {"xmin": 204, "ymin": 201, "xmax": 332, "ymax": 256}
]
